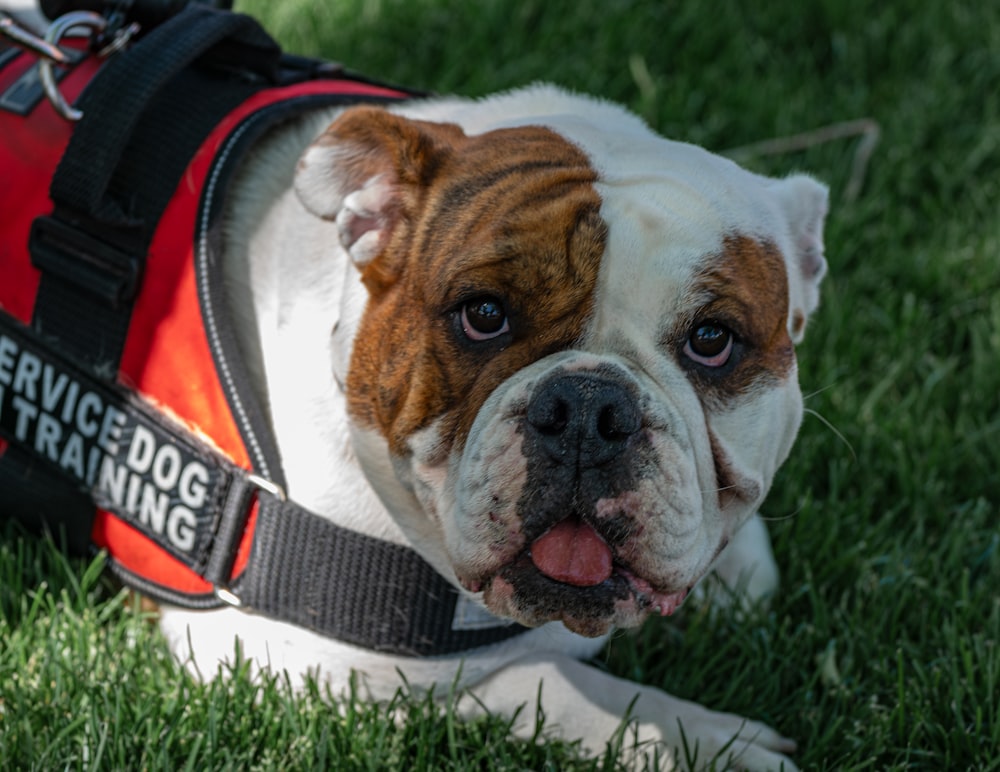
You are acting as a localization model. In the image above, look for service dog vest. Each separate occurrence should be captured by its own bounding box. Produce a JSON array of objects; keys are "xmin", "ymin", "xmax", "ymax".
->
[{"xmin": 0, "ymin": 6, "xmax": 524, "ymax": 655}]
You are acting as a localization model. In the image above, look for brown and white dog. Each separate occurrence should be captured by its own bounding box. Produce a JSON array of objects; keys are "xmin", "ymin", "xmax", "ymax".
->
[{"xmin": 156, "ymin": 85, "xmax": 827, "ymax": 769}]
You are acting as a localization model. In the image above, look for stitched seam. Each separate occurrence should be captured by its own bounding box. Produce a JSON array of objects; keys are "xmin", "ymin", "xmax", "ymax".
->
[{"xmin": 197, "ymin": 115, "xmax": 271, "ymax": 479}]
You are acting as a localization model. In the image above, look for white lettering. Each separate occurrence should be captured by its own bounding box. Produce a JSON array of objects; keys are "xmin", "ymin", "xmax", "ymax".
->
[
  {"xmin": 60, "ymin": 380, "xmax": 80, "ymax": 425},
  {"xmin": 60, "ymin": 432, "xmax": 86, "ymax": 478},
  {"xmin": 151, "ymin": 444, "xmax": 181, "ymax": 491},
  {"xmin": 41, "ymin": 366, "xmax": 68, "ymax": 413},
  {"xmin": 139, "ymin": 484, "xmax": 168, "ymax": 534},
  {"xmin": 97, "ymin": 405, "xmax": 126, "ymax": 455},
  {"xmin": 11, "ymin": 395, "xmax": 37, "ymax": 440},
  {"xmin": 125, "ymin": 471, "xmax": 142, "ymax": 514},
  {"xmin": 34, "ymin": 412, "xmax": 62, "ymax": 462},
  {"xmin": 12, "ymin": 350, "xmax": 41, "ymax": 400},
  {"xmin": 178, "ymin": 461, "xmax": 209, "ymax": 509},
  {"xmin": 126, "ymin": 424, "xmax": 156, "ymax": 474},
  {"xmin": 76, "ymin": 391, "xmax": 102, "ymax": 437},
  {"xmin": 167, "ymin": 505, "xmax": 197, "ymax": 552},
  {"xmin": 0, "ymin": 335, "xmax": 16, "ymax": 386},
  {"xmin": 98, "ymin": 456, "xmax": 127, "ymax": 506}
]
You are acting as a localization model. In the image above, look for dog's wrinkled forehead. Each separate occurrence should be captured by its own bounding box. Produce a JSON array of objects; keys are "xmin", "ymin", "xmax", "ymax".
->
[
  {"xmin": 551, "ymin": 117, "xmax": 788, "ymax": 282},
  {"xmin": 513, "ymin": 98, "xmax": 827, "ymax": 346},
  {"xmin": 309, "ymin": 92, "xmax": 827, "ymax": 457},
  {"xmin": 516, "ymin": 111, "xmax": 809, "ymax": 395}
]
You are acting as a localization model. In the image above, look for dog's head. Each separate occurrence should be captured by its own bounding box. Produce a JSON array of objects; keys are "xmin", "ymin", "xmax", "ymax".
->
[{"xmin": 294, "ymin": 88, "xmax": 828, "ymax": 636}]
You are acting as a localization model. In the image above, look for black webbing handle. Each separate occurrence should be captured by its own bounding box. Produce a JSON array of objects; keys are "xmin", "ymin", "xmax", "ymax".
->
[
  {"xmin": 51, "ymin": 5, "xmax": 281, "ymax": 227},
  {"xmin": 30, "ymin": 4, "xmax": 283, "ymax": 374}
]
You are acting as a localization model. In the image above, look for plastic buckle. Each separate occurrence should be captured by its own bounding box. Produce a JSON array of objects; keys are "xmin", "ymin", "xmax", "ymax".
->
[{"xmin": 29, "ymin": 215, "xmax": 142, "ymax": 308}]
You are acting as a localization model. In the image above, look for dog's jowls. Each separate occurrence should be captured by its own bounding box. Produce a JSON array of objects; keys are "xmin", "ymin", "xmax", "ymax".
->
[{"xmin": 158, "ymin": 85, "xmax": 827, "ymax": 769}]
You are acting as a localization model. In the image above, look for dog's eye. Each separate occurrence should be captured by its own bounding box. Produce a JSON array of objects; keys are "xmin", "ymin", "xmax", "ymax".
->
[
  {"xmin": 461, "ymin": 296, "xmax": 510, "ymax": 341},
  {"xmin": 684, "ymin": 323, "xmax": 733, "ymax": 367}
]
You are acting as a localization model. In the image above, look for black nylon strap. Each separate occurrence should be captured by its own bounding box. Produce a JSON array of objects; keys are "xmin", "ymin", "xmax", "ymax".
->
[
  {"xmin": 0, "ymin": 312, "xmax": 236, "ymax": 573},
  {"xmin": 51, "ymin": 6, "xmax": 280, "ymax": 227},
  {"xmin": 236, "ymin": 498, "xmax": 524, "ymax": 656},
  {"xmin": 30, "ymin": 7, "xmax": 281, "ymax": 378},
  {"xmin": 0, "ymin": 309, "xmax": 526, "ymax": 655},
  {"xmin": 30, "ymin": 269, "xmax": 135, "ymax": 372},
  {"xmin": 6, "ymin": 8, "xmax": 528, "ymax": 656}
]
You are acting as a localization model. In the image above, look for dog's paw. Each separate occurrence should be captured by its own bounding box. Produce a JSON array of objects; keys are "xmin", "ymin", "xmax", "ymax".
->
[
  {"xmin": 627, "ymin": 697, "xmax": 799, "ymax": 771},
  {"xmin": 464, "ymin": 652, "xmax": 796, "ymax": 771}
]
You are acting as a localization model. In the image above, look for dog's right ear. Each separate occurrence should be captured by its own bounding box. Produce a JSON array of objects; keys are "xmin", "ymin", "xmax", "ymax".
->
[
  {"xmin": 295, "ymin": 107, "xmax": 465, "ymax": 269},
  {"xmin": 765, "ymin": 174, "xmax": 829, "ymax": 343}
]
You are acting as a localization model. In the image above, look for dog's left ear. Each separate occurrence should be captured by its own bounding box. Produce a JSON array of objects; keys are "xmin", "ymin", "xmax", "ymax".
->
[
  {"xmin": 295, "ymin": 106, "xmax": 465, "ymax": 270},
  {"xmin": 766, "ymin": 174, "xmax": 829, "ymax": 343}
]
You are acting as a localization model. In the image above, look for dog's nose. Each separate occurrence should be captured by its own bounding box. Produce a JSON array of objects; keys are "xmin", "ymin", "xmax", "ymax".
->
[{"xmin": 526, "ymin": 372, "xmax": 641, "ymax": 467}]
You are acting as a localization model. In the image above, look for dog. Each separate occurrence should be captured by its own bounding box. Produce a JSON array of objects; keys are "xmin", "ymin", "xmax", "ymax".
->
[{"xmin": 137, "ymin": 83, "xmax": 830, "ymax": 770}]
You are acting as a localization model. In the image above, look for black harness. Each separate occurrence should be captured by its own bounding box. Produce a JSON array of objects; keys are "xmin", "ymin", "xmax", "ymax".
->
[{"xmin": 0, "ymin": 5, "xmax": 525, "ymax": 656}]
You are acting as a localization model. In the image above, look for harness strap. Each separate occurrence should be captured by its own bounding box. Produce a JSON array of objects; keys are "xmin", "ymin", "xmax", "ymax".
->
[
  {"xmin": 50, "ymin": 8, "xmax": 280, "ymax": 228},
  {"xmin": 240, "ymin": 499, "xmax": 523, "ymax": 654},
  {"xmin": 31, "ymin": 8, "xmax": 280, "ymax": 377},
  {"xmin": 0, "ymin": 311, "xmax": 523, "ymax": 656},
  {"xmin": 2, "ymin": 5, "xmax": 527, "ymax": 656}
]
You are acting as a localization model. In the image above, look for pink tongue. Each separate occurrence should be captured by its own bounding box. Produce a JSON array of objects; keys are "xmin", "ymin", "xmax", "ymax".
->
[{"xmin": 531, "ymin": 519, "xmax": 613, "ymax": 587}]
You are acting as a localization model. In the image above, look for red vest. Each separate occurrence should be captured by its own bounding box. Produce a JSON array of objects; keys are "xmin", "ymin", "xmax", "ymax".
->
[
  {"xmin": 0, "ymin": 10, "xmax": 524, "ymax": 655},
  {"xmin": 0, "ymin": 42, "xmax": 404, "ymax": 597}
]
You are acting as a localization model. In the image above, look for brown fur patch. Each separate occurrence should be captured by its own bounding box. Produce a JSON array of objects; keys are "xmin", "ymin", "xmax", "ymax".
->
[
  {"xmin": 341, "ymin": 118, "xmax": 607, "ymax": 456},
  {"xmin": 673, "ymin": 234, "xmax": 794, "ymax": 404}
]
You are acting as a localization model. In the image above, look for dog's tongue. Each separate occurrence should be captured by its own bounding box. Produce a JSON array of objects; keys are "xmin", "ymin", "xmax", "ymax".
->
[{"xmin": 531, "ymin": 519, "xmax": 612, "ymax": 587}]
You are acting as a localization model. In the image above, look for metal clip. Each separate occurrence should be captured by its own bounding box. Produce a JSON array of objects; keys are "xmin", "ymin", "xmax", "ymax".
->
[
  {"xmin": 37, "ymin": 11, "xmax": 107, "ymax": 121},
  {"xmin": 1, "ymin": 14, "xmax": 74, "ymax": 65},
  {"xmin": 246, "ymin": 473, "xmax": 288, "ymax": 503},
  {"xmin": 214, "ymin": 586, "xmax": 243, "ymax": 608}
]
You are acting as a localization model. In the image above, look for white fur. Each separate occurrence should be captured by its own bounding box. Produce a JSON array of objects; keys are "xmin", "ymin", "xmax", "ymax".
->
[{"xmin": 159, "ymin": 85, "xmax": 828, "ymax": 770}]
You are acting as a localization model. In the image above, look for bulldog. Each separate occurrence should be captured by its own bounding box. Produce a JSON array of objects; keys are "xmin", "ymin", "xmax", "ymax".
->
[{"xmin": 157, "ymin": 84, "xmax": 827, "ymax": 770}]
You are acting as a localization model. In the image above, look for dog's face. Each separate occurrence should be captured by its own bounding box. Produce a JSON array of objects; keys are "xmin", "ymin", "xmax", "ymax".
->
[{"xmin": 295, "ymin": 91, "xmax": 827, "ymax": 637}]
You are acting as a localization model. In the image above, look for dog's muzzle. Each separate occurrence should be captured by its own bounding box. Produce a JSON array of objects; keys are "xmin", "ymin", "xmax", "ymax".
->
[
  {"xmin": 474, "ymin": 368, "xmax": 689, "ymax": 636},
  {"xmin": 524, "ymin": 372, "xmax": 641, "ymax": 588}
]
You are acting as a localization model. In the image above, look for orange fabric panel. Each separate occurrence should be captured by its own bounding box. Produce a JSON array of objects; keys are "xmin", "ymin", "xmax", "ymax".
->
[{"xmin": 2, "ymin": 53, "xmax": 405, "ymax": 595}]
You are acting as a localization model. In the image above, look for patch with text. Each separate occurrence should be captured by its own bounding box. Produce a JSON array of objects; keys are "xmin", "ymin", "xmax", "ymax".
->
[{"xmin": 0, "ymin": 314, "xmax": 229, "ymax": 570}]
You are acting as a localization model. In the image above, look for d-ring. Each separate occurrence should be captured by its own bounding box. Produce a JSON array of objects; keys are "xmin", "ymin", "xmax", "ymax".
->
[{"xmin": 38, "ymin": 11, "xmax": 106, "ymax": 121}]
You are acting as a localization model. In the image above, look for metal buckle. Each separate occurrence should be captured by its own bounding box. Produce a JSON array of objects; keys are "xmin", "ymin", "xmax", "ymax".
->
[
  {"xmin": 213, "ymin": 473, "xmax": 287, "ymax": 608},
  {"xmin": 1, "ymin": 14, "xmax": 74, "ymax": 65},
  {"xmin": 2, "ymin": 10, "xmax": 139, "ymax": 122},
  {"xmin": 37, "ymin": 12, "xmax": 106, "ymax": 121},
  {"xmin": 246, "ymin": 473, "xmax": 288, "ymax": 503}
]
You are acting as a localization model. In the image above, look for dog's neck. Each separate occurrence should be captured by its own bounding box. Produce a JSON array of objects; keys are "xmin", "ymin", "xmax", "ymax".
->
[{"xmin": 220, "ymin": 110, "xmax": 454, "ymax": 580}]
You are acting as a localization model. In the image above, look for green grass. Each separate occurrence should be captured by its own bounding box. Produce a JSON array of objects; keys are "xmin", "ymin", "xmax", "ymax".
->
[{"xmin": 3, "ymin": 0, "xmax": 999, "ymax": 768}]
